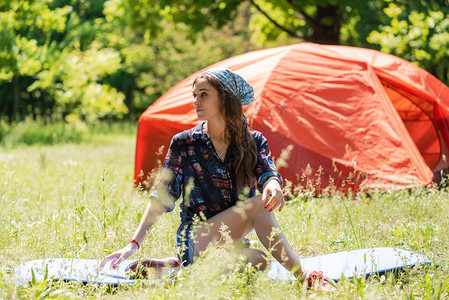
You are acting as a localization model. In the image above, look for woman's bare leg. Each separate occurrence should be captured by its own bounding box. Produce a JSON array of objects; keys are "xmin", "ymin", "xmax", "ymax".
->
[
  {"xmin": 240, "ymin": 248, "xmax": 268, "ymax": 270},
  {"xmin": 194, "ymin": 195, "xmax": 304, "ymax": 277}
]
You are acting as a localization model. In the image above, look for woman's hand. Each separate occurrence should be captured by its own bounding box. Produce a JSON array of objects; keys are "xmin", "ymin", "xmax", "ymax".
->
[
  {"xmin": 99, "ymin": 242, "xmax": 138, "ymax": 270},
  {"xmin": 261, "ymin": 178, "xmax": 285, "ymax": 212},
  {"xmin": 99, "ymin": 198, "xmax": 165, "ymax": 270}
]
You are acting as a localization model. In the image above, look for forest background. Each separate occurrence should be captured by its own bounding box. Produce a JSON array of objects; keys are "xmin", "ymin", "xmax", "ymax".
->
[{"xmin": 1, "ymin": 0, "xmax": 449, "ymax": 130}]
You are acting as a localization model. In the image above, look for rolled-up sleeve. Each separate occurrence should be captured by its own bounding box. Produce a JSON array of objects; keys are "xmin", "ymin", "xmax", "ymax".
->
[
  {"xmin": 149, "ymin": 136, "xmax": 183, "ymax": 212},
  {"xmin": 254, "ymin": 132, "xmax": 283, "ymax": 193}
]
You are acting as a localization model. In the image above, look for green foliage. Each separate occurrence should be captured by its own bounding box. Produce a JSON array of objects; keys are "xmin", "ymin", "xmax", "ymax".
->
[
  {"xmin": 1, "ymin": 0, "xmax": 449, "ymax": 123},
  {"xmin": 0, "ymin": 0, "xmax": 128, "ymax": 123},
  {"xmin": 0, "ymin": 0, "xmax": 70, "ymax": 80},
  {"xmin": 29, "ymin": 43, "xmax": 128, "ymax": 122},
  {"xmin": 366, "ymin": 2, "xmax": 449, "ymax": 84},
  {"xmin": 340, "ymin": 0, "xmax": 449, "ymax": 85},
  {"xmin": 249, "ymin": 1, "xmax": 306, "ymax": 45},
  {"xmin": 114, "ymin": 0, "xmax": 345, "ymax": 44},
  {"xmin": 0, "ymin": 0, "xmax": 71, "ymax": 121},
  {"xmin": 340, "ymin": 1, "xmax": 389, "ymax": 48},
  {"xmin": 106, "ymin": 0, "xmax": 243, "ymax": 40}
]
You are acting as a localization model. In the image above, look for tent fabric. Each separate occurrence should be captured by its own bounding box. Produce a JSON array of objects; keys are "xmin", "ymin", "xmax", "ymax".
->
[{"xmin": 134, "ymin": 43, "xmax": 449, "ymax": 192}]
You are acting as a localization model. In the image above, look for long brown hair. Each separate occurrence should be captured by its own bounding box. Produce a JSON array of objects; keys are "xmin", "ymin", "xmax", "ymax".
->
[{"xmin": 193, "ymin": 73, "xmax": 258, "ymax": 194}]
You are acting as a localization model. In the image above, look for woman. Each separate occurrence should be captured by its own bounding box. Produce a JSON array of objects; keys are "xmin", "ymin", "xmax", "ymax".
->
[{"xmin": 100, "ymin": 68, "xmax": 333, "ymax": 290}]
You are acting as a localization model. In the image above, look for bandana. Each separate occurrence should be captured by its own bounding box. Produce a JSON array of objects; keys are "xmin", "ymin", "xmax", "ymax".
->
[{"xmin": 205, "ymin": 68, "xmax": 255, "ymax": 106}]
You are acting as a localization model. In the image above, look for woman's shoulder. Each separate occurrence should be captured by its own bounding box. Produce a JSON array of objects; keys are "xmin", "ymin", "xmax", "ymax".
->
[
  {"xmin": 250, "ymin": 130, "xmax": 271, "ymax": 150},
  {"xmin": 250, "ymin": 129, "xmax": 267, "ymax": 144}
]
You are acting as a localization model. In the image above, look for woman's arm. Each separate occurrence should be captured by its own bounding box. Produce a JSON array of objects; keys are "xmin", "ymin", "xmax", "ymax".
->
[
  {"xmin": 100, "ymin": 136, "xmax": 183, "ymax": 269},
  {"xmin": 99, "ymin": 198, "xmax": 165, "ymax": 269},
  {"xmin": 253, "ymin": 132, "xmax": 285, "ymax": 212},
  {"xmin": 130, "ymin": 198, "xmax": 165, "ymax": 246}
]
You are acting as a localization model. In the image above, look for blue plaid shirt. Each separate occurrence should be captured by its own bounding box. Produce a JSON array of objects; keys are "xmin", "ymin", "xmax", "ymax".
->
[{"xmin": 151, "ymin": 122, "xmax": 282, "ymax": 225}]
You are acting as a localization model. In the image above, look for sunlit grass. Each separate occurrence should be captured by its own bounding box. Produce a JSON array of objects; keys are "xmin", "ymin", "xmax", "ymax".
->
[
  {"xmin": 0, "ymin": 119, "xmax": 137, "ymax": 147},
  {"xmin": 1, "ymin": 123, "xmax": 448, "ymax": 299}
]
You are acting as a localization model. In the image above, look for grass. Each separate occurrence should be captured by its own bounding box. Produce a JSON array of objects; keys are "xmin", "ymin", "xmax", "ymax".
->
[
  {"xmin": 1, "ymin": 121, "xmax": 448, "ymax": 299},
  {"xmin": 0, "ymin": 119, "xmax": 137, "ymax": 147}
]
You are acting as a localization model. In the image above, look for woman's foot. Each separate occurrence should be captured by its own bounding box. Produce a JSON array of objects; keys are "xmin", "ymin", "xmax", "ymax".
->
[{"xmin": 304, "ymin": 270, "xmax": 336, "ymax": 292}]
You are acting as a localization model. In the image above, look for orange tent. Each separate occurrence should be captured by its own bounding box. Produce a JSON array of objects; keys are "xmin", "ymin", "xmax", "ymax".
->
[{"xmin": 135, "ymin": 43, "xmax": 449, "ymax": 192}]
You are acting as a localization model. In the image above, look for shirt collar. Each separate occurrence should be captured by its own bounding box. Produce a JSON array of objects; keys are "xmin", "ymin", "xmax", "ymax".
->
[{"xmin": 191, "ymin": 121, "xmax": 207, "ymax": 142}]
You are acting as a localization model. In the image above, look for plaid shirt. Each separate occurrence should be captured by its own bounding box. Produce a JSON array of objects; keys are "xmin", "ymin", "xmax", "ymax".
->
[{"xmin": 151, "ymin": 122, "xmax": 282, "ymax": 225}]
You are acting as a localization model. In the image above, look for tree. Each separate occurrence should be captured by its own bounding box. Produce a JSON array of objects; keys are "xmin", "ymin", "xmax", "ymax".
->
[
  {"xmin": 366, "ymin": 1, "xmax": 449, "ymax": 85},
  {"xmin": 107, "ymin": 0, "xmax": 360, "ymax": 45},
  {"xmin": 0, "ymin": 0, "xmax": 128, "ymax": 123},
  {"xmin": 0, "ymin": 0, "xmax": 70, "ymax": 121}
]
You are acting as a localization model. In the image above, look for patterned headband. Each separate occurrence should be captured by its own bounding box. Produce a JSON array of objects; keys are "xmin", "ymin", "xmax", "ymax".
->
[{"xmin": 204, "ymin": 68, "xmax": 255, "ymax": 106}]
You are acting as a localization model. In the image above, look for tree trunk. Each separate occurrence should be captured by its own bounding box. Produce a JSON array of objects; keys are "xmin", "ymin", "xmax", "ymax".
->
[
  {"xmin": 31, "ymin": 91, "xmax": 37, "ymax": 120},
  {"xmin": 269, "ymin": 2, "xmax": 342, "ymax": 45},
  {"xmin": 123, "ymin": 72, "xmax": 135, "ymax": 120},
  {"xmin": 241, "ymin": 2, "xmax": 252, "ymax": 42},
  {"xmin": 304, "ymin": 4, "xmax": 342, "ymax": 45},
  {"xmin": 12, "ymin": 76, "xmax": 20, "ymax": 121}
]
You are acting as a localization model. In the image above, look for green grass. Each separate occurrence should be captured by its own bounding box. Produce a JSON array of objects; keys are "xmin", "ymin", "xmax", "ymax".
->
[
  {"xmin": 0, "ymin": 119, "xmax": 137, "ymax": 147},
  {"xmin": 1, "ymin": 122, "xmax": 448, "ymax": 299}
]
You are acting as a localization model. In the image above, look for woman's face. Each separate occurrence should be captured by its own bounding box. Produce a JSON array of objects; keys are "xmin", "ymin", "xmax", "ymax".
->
[{"xmin": 192, "ymin": 78, "xmax": 223, "ymax": 121}]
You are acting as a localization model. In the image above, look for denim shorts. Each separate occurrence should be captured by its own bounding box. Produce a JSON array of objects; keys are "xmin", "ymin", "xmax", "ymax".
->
[
  {"xmin": 176, "ymin": 222, "xmax": 196, "ymax": 266},
  {"xmin": 176, "ymin": 221, "xmax": 251, "ymax": 266}
]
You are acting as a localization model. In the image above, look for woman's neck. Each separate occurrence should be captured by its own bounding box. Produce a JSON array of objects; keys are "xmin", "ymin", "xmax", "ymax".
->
[{"xmin": 205, "ymin": 118, "xmax": 227, "ymax": 141}]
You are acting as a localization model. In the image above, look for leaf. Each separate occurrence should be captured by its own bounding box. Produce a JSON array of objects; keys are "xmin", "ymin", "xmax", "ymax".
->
[{"xmin": 31, "ymin": 268, "xmax": 36, "ymax": 286}]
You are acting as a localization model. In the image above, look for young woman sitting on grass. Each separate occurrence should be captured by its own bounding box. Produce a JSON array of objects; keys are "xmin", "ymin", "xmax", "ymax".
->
[{"xmin": 100, "ymin": 68, "xmax": 334, "ymax": 290}]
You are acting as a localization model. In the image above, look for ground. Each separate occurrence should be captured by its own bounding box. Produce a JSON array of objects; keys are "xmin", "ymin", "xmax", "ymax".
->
[{"xmin": 1, "ymin": 125, "xmax": 448, "ymax": 299}]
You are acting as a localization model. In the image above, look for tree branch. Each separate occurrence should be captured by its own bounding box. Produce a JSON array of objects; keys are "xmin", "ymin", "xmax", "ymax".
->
[
  {"xmin": 249, "ymin": 0, "xmax": 303, "ymax": 39},
  {"xmin": 283, "ymin": 0, "xmax": 310, "ymax": 22}
]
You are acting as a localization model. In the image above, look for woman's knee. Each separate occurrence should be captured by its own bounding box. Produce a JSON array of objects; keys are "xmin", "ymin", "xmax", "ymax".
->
[
  {"xmin": 240, "ymin": 248, "xmax": 268, "ymax": 270},
  {"xmin": 237, "ymin": 194, "xmax": 265, "ymax": 212},
  {"xmin": 243, "ymin": 194, "xmax": 272, "ymax": 216}
]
